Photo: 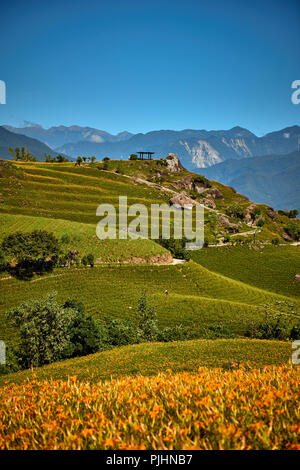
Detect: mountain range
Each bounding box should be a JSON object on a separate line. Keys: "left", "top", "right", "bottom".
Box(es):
{"left": 4, "top": 124, "right": 300, "bottom": 171}
{"left": 201, "top": 150, "right": 300, "bottom": 213}
{"left": 0, "top": 126, "right": 65, "bottom": 160}
{"left": 4, "top": 125, "right": 134, "bottom": 150}
{"left": 1, "top": 123, "right": 299, "bottom": 212}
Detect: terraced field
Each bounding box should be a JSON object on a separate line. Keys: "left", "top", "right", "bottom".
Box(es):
{"left": 0, "top": 213, "right": 168, "bottom": 263}
{"left": 0, "top": 162, "right": 169, "bottom": 225}
{"left": 1, "top": 260, "right": 299, "bottom": 347}
{"left": 0, "top": 159, "right": 299, "bottom": 379}
{"left": 0, "top": 338, "right": 291, "bottom": 386}
{"left": 191, "top": 245, "right": 300, "bottom": 298}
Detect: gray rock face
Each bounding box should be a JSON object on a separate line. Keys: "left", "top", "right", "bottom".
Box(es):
{"left": 208, "top": 188, "right": 223, "bottom": 199}
{"left": 169, "top": 191, "right": 196, "bottom": 209}
{"left": 218, "top": 214, "right": 238, "bottom": 229}
{"left": 166, "top": 154, "right": 185, "bottom": 172}
{"left": 202, "top": 194, "right": 216, "bottom": 209}
{"left": 245, "top": 204, "right": 257, "bottom": 224}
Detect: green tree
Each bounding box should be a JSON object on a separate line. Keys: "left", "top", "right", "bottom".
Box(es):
{"left": 226, "top": 204, "right": 245, "bottom": 220}
{"left": 129, "top": 154, "right": 138, "bottom": 160}
{"left": 76, "top": 156, "right": 83, "bottom": 166}
{"left": 285, "top": 222, "right": 300, "bottom": 240}
{"left": 289, "top": 209, "right": 299, "bottom": 219}
{"left": 6, "top": 293, "right": 75, "bottom": 367}
{"left": 81, "top": 255, "right": 88, "bottom": 266}
{"left": 137, "top": 291, "right": 158, "bottom": 341}
{"left": 86, "top": 253, "right": 94, "bottom": 267}
{"left": 56, "top": 154, "right": 68, "bottom": 163}
{"left": 1, "top": 230, "right": 60, "bottom": 265}
{"left": 61, "top": 299, "right": 101, "bottom": 358}
{"left": 8, "top": 147, "right": 21, "bottom": 161}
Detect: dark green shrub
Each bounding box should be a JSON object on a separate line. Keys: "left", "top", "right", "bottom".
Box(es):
{"left": 62, "top": 299, "right": 101, "bottom": 358}
{"left": 87, "top": 253, "right": 95, "bottom": 267}
{"left": 271, "top": 238, "right": 280, "bottom": 246}
{"left": 226, "top": 204, "right": 245, "bottom": 220}
{"left": 155, "top": 238, "right": 191, "bottom": 260}
{"left": 285, "top": 222, "right": 300, "bottom": 240}
{"left": 290, "top": 320, "right": 300, "bottom": 340}
{"left": 256, "top": 218, "right": 264, "bottom": 227}
{"left": 157, "top": 325, "right": 194, "bottom": 342}
{"left": 81, "top": 255, "right": 88, "bottom": 266}
{"left": 2, "top": 230, "right": 60, "bottom": 265}
{"left": 6, "top": 293, "right": 75, "bottom": 368}
{"left": 245, "top": 302, "right": 299, "bottom": 341}
{"left": 137, "top": 291, "right": 158, "bottom": 341}
{"left": 129, "top": 154, "right": 138, "bottom": 160}
{"left": 193, "top": 175, "right": 211, "bottom": 188}
{"left": 0, "top": 345, "right": 21, "bottom": 376}
{"left": 98, "top": 317, "right": 139, "bottom": 348}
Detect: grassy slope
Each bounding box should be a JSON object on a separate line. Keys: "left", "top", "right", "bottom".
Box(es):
{"left": 1, "top": 260, "right": 299, "bottom": 346}
{"left": 0, "top": 162, "right": 169, "bottom": 225}
{"left": 0, "top": 338, "right": 291, "bottom": 386}
{"left": 0, "top": 213, "right": 168, "bottom": 263}
{"left": 191, "top": 245, "right": 300, "bottom": 298}
{"left": 0, "top": 159, "right": 299, "bottom": 377}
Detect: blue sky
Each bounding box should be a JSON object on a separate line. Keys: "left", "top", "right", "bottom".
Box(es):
{"left": 0, "top": 0, "right": 299, "bottom": 135}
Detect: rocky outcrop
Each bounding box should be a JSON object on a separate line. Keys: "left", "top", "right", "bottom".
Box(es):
{"left": 166, "top": 154, "right": 185, "bottom": 172}
{"left": 169, "top": 191, "right": 196, "bottom": 209}
{"left": 294, "top": 274, "right": 300, "bottom": 281}
{"left": 171, "top": 175, "right": 193, "bottom": 191}
{"left": 171, "top": 174, "right": 211, "bottom": 194}
{"left": 282, "top": 232, "right": 293, "bottom": 241}
{"left": 202, "top": 194, "right": 216, "bottom": 209}
{"left": 208, "top": 188, "right": 223, "bottom": 199}
{"left": 267, "top": 207, "right": 276, "bottom": 219}
{"left": 245, "top": 204, "right": 257, "bottom": 224}
{"left": 218, "top": 214, "right": 239, "bottom": 230}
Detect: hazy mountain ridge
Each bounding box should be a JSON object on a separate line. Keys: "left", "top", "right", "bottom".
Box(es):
{"left": 200, "top": 150, "right": 300, "bottom": 212}
{"left": 4, "top": 125, "right": 134, "bottom": 150}
{"left": 3, "top": 124, "right": 300, "bottom": 170}
{"left": 51, "top": 125, "right": 300, "bottom": 169}
{"left": 0, "top": 126, "right": 68, "bottom": 161}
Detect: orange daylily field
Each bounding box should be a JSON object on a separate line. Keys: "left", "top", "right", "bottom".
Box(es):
{"left": 0, "top": 365, "right": 299, "bottom": 450}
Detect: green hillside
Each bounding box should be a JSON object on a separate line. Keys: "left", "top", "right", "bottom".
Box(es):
{"left": 191, "top": 245, "right": 300, "bottom": 298}
{"left": 0, "top": 158, "right": 299, "bottom": 380}
{"left": 0, "top": 213, "right": 168, "bottom": 263}
{"left": 1, "top": 260, "right": 299, "bottom": 347}
{"left": 0, "top": 338, "right": 291, "bottom": 386}
{"left": 0, "top": 126, "right": 66, "bottom": 161}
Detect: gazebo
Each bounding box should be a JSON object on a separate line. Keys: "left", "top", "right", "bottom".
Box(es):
{"left": 137, "top": 151, "right": 155, "bottom": 160}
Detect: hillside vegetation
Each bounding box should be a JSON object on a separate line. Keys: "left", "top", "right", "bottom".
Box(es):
{"left": 191, "top": 245, "right": 300, "bottom": 298}
{"left": 0, "top": 338, "right": 291, "bottom": 386}
{"left": 1, "top": 158, "right": 299, "bottom": 352}
{"left": 1, "top": 260, "right": 299, "bottom": 347}
{"left": 1, "top": 159, "right": 299, "bottom": 246}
